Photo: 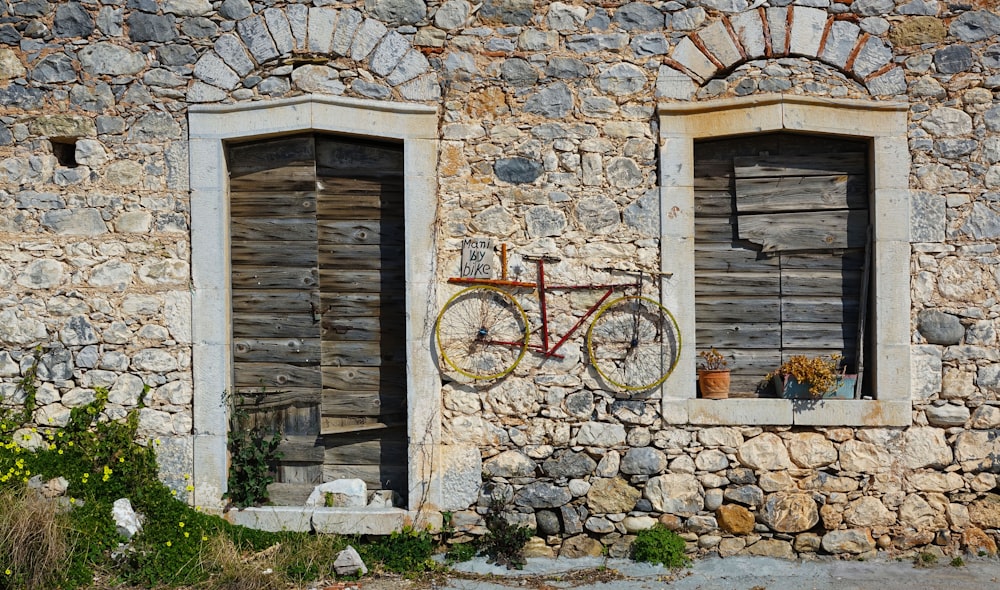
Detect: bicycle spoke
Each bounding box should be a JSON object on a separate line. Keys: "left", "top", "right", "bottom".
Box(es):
{"left": 436, "top": 287, "right": 529, "bottom": 380}
{"left": 587, "top": 296, "right": 680, "bottom": 391}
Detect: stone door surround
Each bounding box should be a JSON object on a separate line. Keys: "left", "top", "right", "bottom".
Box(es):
{"left": 188, "top": 94, "right": 441, "bottom": 532}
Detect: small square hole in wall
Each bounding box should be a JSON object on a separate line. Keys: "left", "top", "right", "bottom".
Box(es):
{"left": 51, "top": 138, "right": 77, "bottom": 167}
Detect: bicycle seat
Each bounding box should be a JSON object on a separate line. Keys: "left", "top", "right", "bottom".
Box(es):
{"left": 522, "top": 254, "right": 562, "bottom": 263}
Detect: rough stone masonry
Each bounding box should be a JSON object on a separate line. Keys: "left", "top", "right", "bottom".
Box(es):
{"left": 3, "top": 0, "right": 1000, "bottom": 562}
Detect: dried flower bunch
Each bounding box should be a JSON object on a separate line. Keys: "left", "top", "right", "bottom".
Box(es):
{"left": 698, "top": 348, "right": 730, "bottom": 371}
{"left": 768, "top": 354, "right": 844, "bottom": 397}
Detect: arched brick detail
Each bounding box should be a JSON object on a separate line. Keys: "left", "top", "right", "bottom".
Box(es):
{"left": 662, "top": 6, "right": 904, "bottom": 98}
{"left": 189, "top": 6, "right": 440, "bottom": 102}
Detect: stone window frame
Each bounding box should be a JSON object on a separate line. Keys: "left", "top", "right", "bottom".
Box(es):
{"left": 658, "top": 94, "right": 911, "bottom": 427}
{"left": 188, "top": 95, "right": 442, "bottom": 531}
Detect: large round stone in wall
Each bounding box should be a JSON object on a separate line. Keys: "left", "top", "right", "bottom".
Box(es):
{"left": 758, "top": 493, "right": 819, "bottom": 533}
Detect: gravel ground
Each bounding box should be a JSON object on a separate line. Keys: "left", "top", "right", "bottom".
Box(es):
{"left": 417, "top": 554, "right": 1000, "bottom": 590}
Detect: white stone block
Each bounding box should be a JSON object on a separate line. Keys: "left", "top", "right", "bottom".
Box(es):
{"left": 671, "top": 37, "right": 717, "bottom": 83}
{"left": 731, "top": 9, "right": 766, "bottom": 59}
{"left": 227, "top": 506, "right": 313, "bottom": 532}
{"left": 789, "top": 6, "right": 827, "bottom": 57}
{"left": 688, "top": 399, "right": 793, "bottom": 425}
{"left": 306, "top": 479, "right": 368, "bottom": 508}
{"left": 698, "top": 20, "right": 741, "bottom": 69}
{"left": 766, "top": 7, "right": 788, "bottom": 54}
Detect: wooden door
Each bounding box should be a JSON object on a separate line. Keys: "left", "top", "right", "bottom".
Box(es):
{"left": 693, "top": 133, "right": 869, "bottom": 396}
{"left": 226, "top": 133, "right": 407, "bottom": 504}
{"left": 315, "top": 136, "right": 407, "bottom": 495}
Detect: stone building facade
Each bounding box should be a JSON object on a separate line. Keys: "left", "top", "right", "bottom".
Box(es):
{"left": 2, "top": 0, "right": 1000, "bottom": 559}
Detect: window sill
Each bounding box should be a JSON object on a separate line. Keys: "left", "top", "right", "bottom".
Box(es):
{"left": 663, "top": 399, "right": 910, "bottom": 427}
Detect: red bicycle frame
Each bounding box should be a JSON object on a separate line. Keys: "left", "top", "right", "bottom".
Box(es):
{"left": 447, "top": 245, "right": 644, "bottom": 359}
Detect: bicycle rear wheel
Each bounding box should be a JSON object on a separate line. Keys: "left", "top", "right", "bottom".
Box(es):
{"left": 587, "top": 295, "right": 681, "bottom": 391}
{"left": 436, "top": 286, "right": 530, "bottom": 380}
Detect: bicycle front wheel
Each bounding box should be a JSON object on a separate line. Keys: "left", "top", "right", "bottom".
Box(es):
{"left": 587, "top": 296, "right": 681, "bottom": 391}
{"left": 436, "top": 286, "right": 530, "bottom": 380}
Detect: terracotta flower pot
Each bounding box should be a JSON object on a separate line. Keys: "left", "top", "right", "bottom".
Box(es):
{"left": 699, "top": 369, "right": 731, "bottom": 399}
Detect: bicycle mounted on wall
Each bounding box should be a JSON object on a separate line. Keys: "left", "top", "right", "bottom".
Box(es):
{"left": 435, "top": 242, "right": 682, "bottom": 391}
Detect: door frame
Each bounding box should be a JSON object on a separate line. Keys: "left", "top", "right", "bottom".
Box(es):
{"left": 189, "top": 95, "right": 440, "bottom": 527}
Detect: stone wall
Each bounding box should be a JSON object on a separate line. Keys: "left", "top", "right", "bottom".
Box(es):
{"left": 2, "top": 0, "right": 1000, "bottom": 560}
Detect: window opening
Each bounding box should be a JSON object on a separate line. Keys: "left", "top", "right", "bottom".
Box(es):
{"left": 693, "top": 132, "right": 871, "bottom": 398}
{"left": 52, "top": 139, "right": 78, "bottom": 167}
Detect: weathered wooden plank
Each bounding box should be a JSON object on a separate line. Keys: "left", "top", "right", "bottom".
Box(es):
{"left": 277, "top": 464, "right": 323, "bottom": 485}
{"left": 322, "top": 316, "right": 382, "bottom": 341}
{"left": 233, "top": 313, "right": 317, "bottom": 339}
{"left": 320, "top": 293, "right": 382, "bottom": 317}
{"left": 734, "top": 153, "right": 867, "bottom": 178}
{"left": 227, "top": 134, "right": 314, "bottom": 176}
{"left": 318, "top": 220, "right": 404, "bottom": 246}
{"left": 232, "top": 266, "right": 318, "bottom": 289}
{"left": 781, "top": 269, "right": 862, "bottom": 296}
{"left": 320, "top": 415, "right": 405, "bottom": 435}
{"left": 316, "top": 201, "right": 403, "bottom": 221}
{"left": 323, "top": 435, "right": 408, "bottom": 465}
{"left": 281, "top": 403, "right": 320, "bottom": 436}
{"left": 782, "top": 297, "right": 859, "bottom": 324}
{"left": 696, "top": 271, "right": 780, "bottom": 292}
{"left": 234, "top": 338, "right": 322, "bottom": 364}
{"left": 694, "top": 175, "right": 732, "bottom": 190}
{"left": 318, "top": 269, "right": 406, "bottom": 293}
{"left": 230, "top": 192, "right": 317, "bottom": 217}
{"left": 322, "top": 390, "right": 406, "bottom": 417}
{"left": 233, "top": 363, "right": 323, "bottom": 389}
{"left": 231, "top": 217, "right": 317, "bottom": 241}
{"left": 726, "top": 374, "right": 771, "bottom": 396}
{"left": 696, "top": 297, "right": 781, "bottom": 323}
{"left": 277, "top": 435, "right": 325, "bottom": 463}
{"left": 736, "top": 210, "right": 868, "bottom": 252}
{"left": 735, "top": 174, "right": 867, "bottom": 212}
{"left": 230, "top": 170, "right": 316, "bottom": 193}
{"left": 321, "top": 341, "right": 396, "bottom": 367}
{"left": 232, "top": 240, "right": 318, "bottom": 267}
{"left": 695, "top": 217, "right": 738, "bottom": 243}
{"left": 696, "top": 347, "right": 780, "bottom": 375}
{"left": 693, "top": 158, "right": 733, "bottom": 180}
{"left": 316, "top": 136, "right": 404, "bottom": 178}
{"left": 695, "top": 323, "right": 780, "bottom": 348}
{"left": 321, "top": 463, "right": 407, "bottom": 491}
{"left": 231, "top": 386, "right": 320, "bottom": 406}
{"left": 321, "top": 366, "right": 405, "bottom": 391}
{"left": 318, "top": 245, "right": 386, "bottom": 270}
{"left": 232, "top": 290, "right": 319, "bottom": 315}
{"left": 694, "top": 244, "right": 778, "bottom": 272}
{"left": 695, "top": 190, "right": 734, "bottom": 217}
{"left": 267, "top": 482, "right": 316, "bottom": 505}
{"left": 780, "top": 250, "right": 865, "bottom": 271}
{"left": 782, "top": 322, "right": 852, "bottom": 349}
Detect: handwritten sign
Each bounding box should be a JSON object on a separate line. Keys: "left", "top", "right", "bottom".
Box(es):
{"left": 460, "top": 238, "right": 495, "bottom": 278}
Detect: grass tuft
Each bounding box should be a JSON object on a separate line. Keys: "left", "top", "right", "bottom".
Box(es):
{"left": 0, "top": 485, "right": 72, "bottom": 590}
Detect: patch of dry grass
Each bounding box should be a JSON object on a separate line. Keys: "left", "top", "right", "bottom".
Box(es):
{"left": 0, "top": 485, "right": 73, "bottom": 590}
{"left": 196, "top": 534, "right": 285, "bottom": 590}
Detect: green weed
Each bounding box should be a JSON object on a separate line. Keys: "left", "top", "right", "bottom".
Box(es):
{"left": 631, "top": 524, "right": 690, "bottom": 568}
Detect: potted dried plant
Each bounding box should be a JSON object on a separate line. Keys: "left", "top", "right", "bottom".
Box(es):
{"left": 768, "top": 354, "right": 856, "bottom": 399}
{"left": 698, "top": 348, "right": 731, "bottom": 399}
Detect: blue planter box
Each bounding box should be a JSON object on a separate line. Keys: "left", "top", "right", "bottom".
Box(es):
{"left": 775, "top": 375, "right": 857, "bottom": 400}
